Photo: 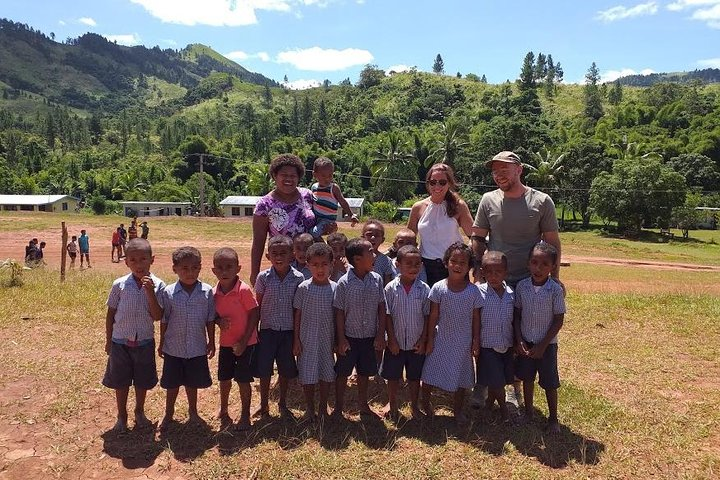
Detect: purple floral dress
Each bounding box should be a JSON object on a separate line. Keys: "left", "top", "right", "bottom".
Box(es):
{"left": 254, "top": 188, "right": 316, "bottom": 238}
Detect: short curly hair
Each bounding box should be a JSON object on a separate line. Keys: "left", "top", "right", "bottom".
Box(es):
{"left": 270, "top": 153, "right": 305, "bottom": 178}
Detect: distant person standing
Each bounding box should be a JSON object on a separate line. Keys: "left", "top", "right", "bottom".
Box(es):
{"left": 67, "top": 235, "right": 78, "bottom": 268}
{"left": 128, "top": 220, "right": 138, "bottom": 241}
{"left": 111, "top": 227, "right": 122, "bottom": 263}
{"left": 79, "top": 229, "right": 91, "bottom": 268}
{"left": 140, "top": 221, "right": 149, "bottom": 239}
{"left": 118, "top": 224, "right": 127, "bottom": 259}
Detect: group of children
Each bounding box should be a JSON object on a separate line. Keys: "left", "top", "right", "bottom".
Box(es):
{"left": 103, "top": 217, "right": 566, "bottom": 434}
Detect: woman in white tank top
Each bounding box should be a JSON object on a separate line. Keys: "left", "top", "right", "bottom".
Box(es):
{"left": 407, "top": 164, "right": 474, "bottom": 286}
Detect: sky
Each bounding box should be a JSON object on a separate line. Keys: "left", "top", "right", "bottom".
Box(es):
{"left": 3, "top": 0, "right": 720, "bottom": 89}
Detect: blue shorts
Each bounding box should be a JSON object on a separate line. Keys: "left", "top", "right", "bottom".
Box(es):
{"left": 311, "top": 217, "right": 335, "bottom": 239}
{"left": 218, "top": 345, "right": 256, "bottom": 383}
{"left": 478, "top": 348, "right": 514, "bottom": 389}
{"left": 160, "top": 354, "right": 212, "bottom": 389}
{"left": 515, "top": 342, "right": 560, "bottom": 390}
{"left": 102, "top": 341, "right": 157, "bottom": 390}
{"left": 380, "top": 348, "right": 425, "bottom": 381}
{"left": 335, "top": 337, "right": 377, "bottom": 377}
{"left": 252, "top": 329, "right": 298, "bottom": 379}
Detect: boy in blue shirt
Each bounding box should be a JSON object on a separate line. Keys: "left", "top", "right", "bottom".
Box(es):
{"left": 78, "top": 229, "right": 91, "bottom": 268}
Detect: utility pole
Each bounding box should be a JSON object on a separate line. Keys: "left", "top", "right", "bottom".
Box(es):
{"left": 199, "top": 153, "right": 205, "bottom": 217}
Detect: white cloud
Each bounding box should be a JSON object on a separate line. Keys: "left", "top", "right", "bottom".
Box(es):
{"left": 596, "top": 2, "right": 658, "bottom": 22}
{"left": 285, "top": 79, "right": 322, "bottom": 90}
{"left": 78, "top": 17, "right": 97, "bottom": 27}
{"left": 691, "top": 3, "right": 720, "bottom": 27}
{"left": 698, "top": 57, "right": 720, "bottom": 68}
{"left": 104, "top": 33, "right": 142, "bottom": 46}
{"left": 276, "top": 47, "right": 373, "bottom": 71}
{"left": 386, "top": 64, "right": 415, "bottom": 74}
{"left": 129, "top": 0, "right": 291, "bottom": 26}
{"left": 257, "top": 52, "right": 270, "bottom": 62}
{"left": 667, "top": 0, "right": 720, "bottom": 11}
{"left": 161, "top": 39, "right": 177, "bottom": 46}
{"left": 223, "top": 51, "right": 271, "bottom": 62}
{"left": 58, "top": 20, "right": 66, "bottom": 26}
{"left": 600, "top": 67, "right": 655, "bottom": 83}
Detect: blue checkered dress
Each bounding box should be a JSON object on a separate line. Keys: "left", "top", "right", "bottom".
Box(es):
{"left": 293, "top": 279, "right": 337, "bottom": 384}
{"left": 514, "top": 277, "right": 566, "bottom": 344}
{"left": 255, "top": 267, "right": 306, "bottom": 331}
{"left": 421, "top": 280, "right": 482, "bottom": 392}
{"left": 478, "top": 282, "right": 515, "bottom": 350}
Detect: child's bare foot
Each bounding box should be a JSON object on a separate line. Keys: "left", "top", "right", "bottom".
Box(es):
{"left": 158, "top": 416, "right": 173, "bottom": 432}
{"left": 252, "top": 407, "right": 270, "bottom": 419}
{"left": 235, "top": 416, "right": 251, "bottom": 431}
{"left": 112, "top": 418, "right": 128, "bottom": 433}
{"left": 545, "top": 420, "right": 561, "bottom": 434}
{"left": 410, "top": 405, "right": 425, "bottom": 419}
{"left": 381, "top": 403, "right": 399, "bottom": 421}
{"left": 187, "top": 412, "right": 203, "bottom": 424}
{"left": 359, "top": 404, "right": 378, "bottom": 418}
{"left": 330, "top": 408, "right": 345, "bottom": 419}
{"left": 134, "top": 412, "right": 152, "bottom": 428}
{"left": 420, "top": 399, "right": 434, "bottom": 418}
{"left": 278, "top": 404, "right": 294, "bottom": 420}
{"left": 217, "top": 412, "right": 232, "bottom": 429}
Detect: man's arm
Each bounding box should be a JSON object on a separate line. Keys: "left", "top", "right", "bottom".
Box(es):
{"left": 542, "top": 230, "right": 562, "bottom": 280}
{"left": 470, "top": 227, "right": 489, "bottom": 281}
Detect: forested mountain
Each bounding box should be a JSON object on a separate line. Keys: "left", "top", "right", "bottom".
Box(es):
{"left": 1, "top": 20, "right": 719, "bottom": 234}
{"left": 617, "top": 69, "right": 720, "bottom": 87}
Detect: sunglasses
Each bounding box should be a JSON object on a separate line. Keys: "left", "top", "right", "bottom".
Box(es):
{"left": 427, "top": 179, "right": 448, "bottom": 187}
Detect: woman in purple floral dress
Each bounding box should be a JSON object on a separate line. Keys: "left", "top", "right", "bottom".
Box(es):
{"left": 250, "top": 154, "right": 336, "bottom": 285}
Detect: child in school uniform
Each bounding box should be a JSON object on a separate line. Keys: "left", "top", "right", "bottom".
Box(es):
{"left": 333, "top": 237, "right": 387, "bottom": 417}
{"left": 327, "top": 232, "right": 349, "bottom": 282}
{"left": 212, "top": 247, "right": 259, "bottom": 430}
{"left": 477, "top": 251, "right": 515, "bottom": 423}
{"left": 67, "top": 235, "right": 78, "bottom": 268}
{"left": 102, "top": 238, "right": 164, "bottom": 433}
{"left": 514, "top": 242, "right": 566, "bottom": 433}
{"left": 291, "top": 233, "right": 314, "bottom": 280}
{"left": 293, "top": 243, "right": 337, "bottom": 422}
{"left": 158, "top": 246, "right": 216, "bottom": 431}
{"left": 421, "top": 242, "right": 481, "bottom": 423}
{"left": 389, "top": 228, "right": 428, "bottom": 285}
{"left": 381, "top": 245, "right": 430, "bottom": 419}
{"left": 253, "top": 235, "right": 305, "bottom": 418}
{"left": 362, "top": 219, "right": 396, "bottom": 285}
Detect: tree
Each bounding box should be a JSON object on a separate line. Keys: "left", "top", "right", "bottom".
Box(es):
{"left": 667, "top": 153, "right": 720, "bottom": 191}
{"left": 563, "top": 140, "right": 612, "bottom": 228}
{"left": 534, "top": 53, "right": 547, "bottom": 82}
{"left": 672, "top": 193, "right": 703, "bottom": 239}
{"left": 590, "top": 156, "right": 687, "bottom": 235}
{"left": 433, "top": 54, "right": 445, "bottom": 75}
{"left": 427, "top": 118, "right": 469, "bottom": 168}
{"left": 544, "top": 54, "right": 556, "bottom": 97}
{"left": 369, "top": 131, "right": 418, "bottom": 202}
{"left": 357, "top": 64, "right": 385, "bottom": 89}
{"left": 584, "top": 62, "right": 604, "bottom": 122}
{"left": 480, "top": 74, "right": 487, "bottom": 83}
{"left": 262, "top": 84, "right": 273, "bottom": 109}
{"left": 523, "top": 150, "right": 564, "bottom": 191}
{"left": 608, "top": 81, "right": 623, "bottom": 105}
{"left": 518, "top": 51, "right": 536, "bottom": 91}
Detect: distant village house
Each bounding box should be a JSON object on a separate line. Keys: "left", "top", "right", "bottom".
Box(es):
{"left": 220, "top": 196, "right": 365, "bottom": 220}
{"left": 0, "top": 195, "right": 79, "bottom": 212}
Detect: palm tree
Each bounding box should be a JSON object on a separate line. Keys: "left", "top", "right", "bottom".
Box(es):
{"left": 426, "top": 118, "right": 469, "bottom": 168}
{"left": 246, "top": 163, "right": 271, "bottom": 196}
{"left": 111, "top": 171, "right": 147, "bottom": 199}
{"left": 369, "top": 131, "right": 418, "bottom": 202}
{"left": 524, "top": 150, "right": 566, "bottom": 226}
{"left": 611, "top": 135, "right": 662, "bottom": 161}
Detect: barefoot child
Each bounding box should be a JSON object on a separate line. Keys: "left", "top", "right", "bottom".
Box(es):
{"left": 381, "top": 245, "right": 430, "bottom": 419}
{"left": 477, "top": 251, "right": 515, "bottom": 423}
{"left": 421, "top": 242, "right": 481, "bottom": 423}
{"left": 334, "top": 238, "right": 387, "bottom": 417}
{"left": 158, "top": 246, "right": 216, "bottom": 430}
{"left": 67, "top": 235, "right": 78, "bottom": 268}
{"left": 253, "top": 235, "right": 305, "bottom": 419}
{"left": 293, "top": 243, "right": 337, "bottom": 421}
{"left": 291, "top": 233, "right": 314, "bottom": 280}
{"left": 102, "top": 238, "right": 165, "bottom": 432}
{"left": 327, "top": 232, "right": 349, "bottom": 282}
{"left": 310, "top": 156, "right": 358, "bottom": 240}
{"left": 212, "top": 247, "right": 259, "bottom": 430}
{"left": 514, "top": 242, "right": 566, "bottom": 433}
{"left": 78, "top": 229, "right": 91, "bottom": 268}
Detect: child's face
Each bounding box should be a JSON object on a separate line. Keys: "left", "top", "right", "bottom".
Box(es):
{"left": 125, "top": 248, "right": 155, "bottom": 278}
{"left": 173, "top": 258, "right": 201, "bottom": 285}
{"left": 307, "top": 254, "right": 332, "bottom": 283}
{"left": 266, "top": 244, "right": 293, "bottom": 272}
{"left": 446, "top": 250, "right": 471, "bottom": 279}
{"left": 529, "top": 250, "right": 554, "bottom": 284}
{"left": 293, "top": 240, "right": 313, "bottom": 265}
{"left": 212, "top": 257, "right": 240, "bottom": 285}
{"left": 313, "top": 166, "right": 334, "bottom": 186}
{"left": 328, "top": 239, "right": 346, "bottom": 259}
{"left": 362, "top": 224, "right": 385, "bottom": 251}
{"left": 398, "top": 253, "right": 422, "bottom": 282}
{"left": 352, "top": 241, "right": 376, "bottom": 273}
{"left": 393, "top": 232, "right": 417, "bottom": 250}
{"left": 482, "top": 260, "right": 507, "bottom": 290}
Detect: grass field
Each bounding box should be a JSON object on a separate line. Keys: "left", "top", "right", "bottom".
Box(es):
{"left": 0, "top": 212, "right": 718, "bottom": 479}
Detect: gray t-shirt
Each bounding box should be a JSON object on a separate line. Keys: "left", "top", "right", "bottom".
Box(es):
{"left": 473, "top": 188, "right": 558, "bottom": 286}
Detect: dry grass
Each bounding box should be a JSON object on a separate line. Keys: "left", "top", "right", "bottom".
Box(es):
{"left": 0, "top": 213, "right": 719, "bottom": 479}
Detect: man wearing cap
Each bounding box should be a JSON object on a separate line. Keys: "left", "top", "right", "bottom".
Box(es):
{"left": 470, "top": 150, "right": 562, "bottom": 408}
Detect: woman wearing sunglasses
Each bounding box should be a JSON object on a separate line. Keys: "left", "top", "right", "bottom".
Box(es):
{"left": 407, "top": 163, "right": 474, "bottom": 286}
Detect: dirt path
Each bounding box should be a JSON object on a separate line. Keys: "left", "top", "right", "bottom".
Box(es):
{"left": 563, "top": 255, "right": 720, "bottom": 272}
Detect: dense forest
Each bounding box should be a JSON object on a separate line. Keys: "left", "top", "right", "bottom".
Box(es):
{"left": 1, "top": 19, "right": 719, "bottom": 234}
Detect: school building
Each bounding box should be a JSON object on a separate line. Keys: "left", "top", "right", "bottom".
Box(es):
{"left": 119, "top": 201, "right": 193, "bottom": 217}
{"left": 0, "top": 194, "right": 79, "bottom": 212}
{"left": 219, "top": 196, "right": 365, "bottom": 220}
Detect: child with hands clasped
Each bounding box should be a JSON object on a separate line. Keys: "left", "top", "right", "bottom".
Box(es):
{"left": 514, "top": 242, "right": 566, "bottom": 433}
{"left": 212, "top": 248, "right": 259, "bottom": 431}
{"left": 333, "top": 238, "right": 387, "bottom": 417}
{"left": 477, "top": 251, "right": 516, "bottom": 423}
{"left": 253, "top": 235, "right": 305, "bottom": 419}
{"left": 102, "top": 238, "right": 165, "bottom": 433}
{"left": 158, "top": 247, "right": 216, "bottom": 431}
{"left": 381, "top": 245, "right": 430, "bottom": 419}
{"left": 310, "top": 157, "right": 358, "bottom": 240}
{"left": 293, "top": 243, "right": 337, "bottom": 422}
{"left": 420, "top": 242, "right": 481, "bottom": 423}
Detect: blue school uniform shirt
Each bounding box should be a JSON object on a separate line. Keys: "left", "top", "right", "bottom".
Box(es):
{"left": 514, "top": 277, "right": 566, "bottom": 344}
{"left": 107, "top": 273, "right": 165, "bottom": 344}
{"left": 159, "top": 281, "right": 215, "bottom": 358}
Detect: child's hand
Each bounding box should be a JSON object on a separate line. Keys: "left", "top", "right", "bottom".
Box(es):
{"left": 216, "top": 316, "right": 230, "bottom": 330}
{"left": 388, "top": 338, "right": 400, "bottom": 356}
{"left": 374, "top": 334, "right": 386, "bottom": 352}
{"left": 471, "top": 340, "right": 480, "bottom": 357}
{"left": 293, "top": 339, "right": 302, "bottom": 357}
{"left": 157, "top": 343, "right": 164, "bottom": 358}
{"left": 207, "top": 342, "right": 216, "bottom": 359}
{"left": 140, "top": 275, "right": 155, "bottom": 291}
{"left": 424, "top": 339, "right": 434, "bottom": 356}
{"left": 528, "top": 343, "right": 546, "bottom": 359}
{"left": 337, "top": 338, "right": 350, "bottom": 356}
{"left": 104, "top": 340, "right": 111, "bottom": 355}
{"left": 350, "top": 214, "right": 359, "bottom": 227}
{"left": 413, "top": 339, "right": 425, "bottom": 355}
{"left": 232, "top": 339, "right": 247, "bottom": 356}
{"left": 515, "top": 341, "right": 529, "bottom": 357}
